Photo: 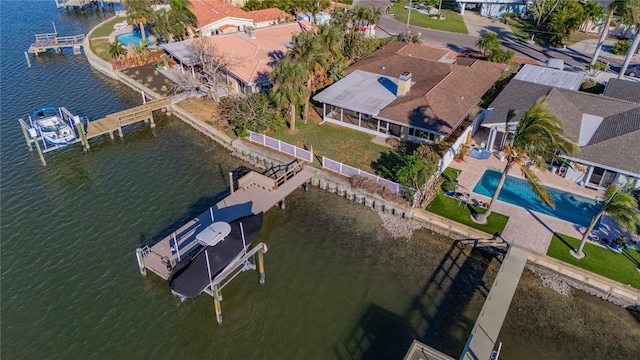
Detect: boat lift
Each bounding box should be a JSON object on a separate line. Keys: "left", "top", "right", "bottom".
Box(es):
{"left": 18, "top": 107, "right": 87, "bottom": 166}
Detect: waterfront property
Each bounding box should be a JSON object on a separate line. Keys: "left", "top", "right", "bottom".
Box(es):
{"left": 161, "top": 21, "right": 313, "bottom": 95}
{"left": 481, "top": 79, "right": 640, "bottom": 191}
{"left": 312, "top": 42, "right": 508, "bottom": 144}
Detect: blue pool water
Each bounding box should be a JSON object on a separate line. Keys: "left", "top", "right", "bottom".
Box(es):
{"left": 473, "top": 170, "right": 599, "bottom": 227}
{"left": 117, "top": 31, "right": 147, "bottom": 47}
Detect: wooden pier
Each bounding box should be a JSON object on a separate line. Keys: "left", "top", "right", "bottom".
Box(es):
{"left": 55, "top": 0, "right": 122, "bottom": 10}
{"left": 19, "top": 98, "right": 172, "bottom": 166}
{"left": 28, "top": 33, "right": 85, "bottom": 55}
{"left": 136, "top": 160, "right": 313, "bottom": 322}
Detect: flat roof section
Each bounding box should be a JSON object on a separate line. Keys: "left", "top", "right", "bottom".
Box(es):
{"left": 514, "top": 64, "right": 584, "bottom": 90}
{"left": 313, "top": 70, "right": 408, "bottom": 116}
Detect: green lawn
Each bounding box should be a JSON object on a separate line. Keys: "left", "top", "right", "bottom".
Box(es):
{"left": 91, "top": 17, "right": 123, "bottom": 38}
{"left": 268, "top": 120, "right": 389, "bottom": 173}
{"left": 508, "top": 18, "right": 601, "bottom": 47}
{"left": 90, "top": 38, "right": 112, "bottom": 62}
{"left": 426, "top": 167, "right": 509, "bottom": 235}
{"left": 388, "top": 0, "right": 468, "bottom": 34}
{"left": 547, "top": 233, "right": 640, "bottom": 289}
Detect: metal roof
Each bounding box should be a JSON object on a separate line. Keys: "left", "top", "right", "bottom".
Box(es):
{"left": 161, "top": 41, "right": 199, "bottom": 67}
{"left": 312, "top": 70, "right": 405, "bottom": 116}
{"left": 513, "top": 64, "right": 584, "bottom": 90}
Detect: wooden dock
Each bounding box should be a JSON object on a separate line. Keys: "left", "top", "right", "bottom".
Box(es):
{"left": 82, "top": 98, "right": 172, "bottom": 148}
{"left": 136, "top": 160, "right": 313, "bottom": 322}
{"left": 28, "top": 33, "right": 85, "bottom": 55}
{"left": 55, "top": 0, "right": 122, "bottom": 10}
{"left": 138, "top": 160, "right": 313, "bottom": 281}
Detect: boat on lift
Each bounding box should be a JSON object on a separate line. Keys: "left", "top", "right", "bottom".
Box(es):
{"left": 30, "top": 107, "right": 77, "bottom": 146}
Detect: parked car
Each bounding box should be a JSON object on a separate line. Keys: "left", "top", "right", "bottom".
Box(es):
{"left": 625, "top": 64, "right": 640, "bottom": 77}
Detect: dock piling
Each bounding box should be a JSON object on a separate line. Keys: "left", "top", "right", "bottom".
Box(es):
{"left": 258, "top": 250, "right": 265, "bottom": 284}
{"left": 33, "top": 136, "right": 46, "bottom": 166}
{"left": 19, "top": 120, "right": 33, "bottom": 152}
{"left": 24, "top": 52, "right": 31, "bottom": 68}
{"left": 213, "top": 285, "right": 223, "bottom": 324}
{"left": 280, "top": 198, "right": 285, "bottom": 209}
{"left": 229, "top": 172, "right": 234, "bottom": 193}
{"left": 135, "top": 248, "right": 147, "bottom": 276}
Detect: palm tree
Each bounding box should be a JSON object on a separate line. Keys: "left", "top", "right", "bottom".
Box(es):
{"left": 590, "top": 0, "right": 635, "bottom": 65}
{"left": 269, "top": 59, "right": 309, "bottom": 131}
{"left": 476, "top": 32, "right": 500, "bottom": 58}
{"left": 289, "top": 31, "right": 327, "bottom": 123}
{"left": 572, "top": 184, "right": 640, "bottom": 259}
{"left": 580, "top": 1, "right": 605, "bottom": 32}
{"left": 108, "top": 39, "right": 127, "bottom": 59}
{"left": 124, "top": 0, "right": 153, "bottom": 42}
{"left": 617, "top": 0, "right": 640, "bottom": 78}
{"left": 474, "top": 98, "right": 579, "bottom": 223}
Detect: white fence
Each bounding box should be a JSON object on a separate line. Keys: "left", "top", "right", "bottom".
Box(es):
{"left": 322, "top": 156, "right": 406, "bottom": 195}
{"left": 438, "top": 109, "right": 490, "bottom": 174}
{"left": 247, "top": 131, "right": 313, "bottom": 163}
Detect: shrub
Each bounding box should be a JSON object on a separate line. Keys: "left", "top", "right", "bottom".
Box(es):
{"left": 137, "top": 79, "right": 143, "bottom": 83}
{"left": 611, "top": 39, "right": 630, "bottom": 55}
{"left": 161, "top": 85, "right": 168, "bottom": 91}
{"left": 146, "top": 75, "right": 154, "bottom": 83}
{"left": 152, "top": 87, "right": 158, "bottom": 91}
{"left": 441, "top": 178, "right": 456, "bottom": 193}
{"left": 349, "top": 176, "right": 407, "bottom": 204}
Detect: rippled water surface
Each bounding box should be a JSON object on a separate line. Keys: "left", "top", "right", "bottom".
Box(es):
{"left": 1, "top": 2, "right": 639, "bottom": 359}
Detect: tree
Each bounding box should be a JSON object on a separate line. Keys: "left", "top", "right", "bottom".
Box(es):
{"left": 572, "top": 184, "right": 640, "bottom": 259}
{"left": 585, "top": 61, "right": 609, "bottom": 77}
{"left": 547, "top": 0, "right": 585, "bottom": 46}
{"left": 476, "top": 32, "right": 500, "bottom": 58}
{"left": 269, "top": 59, "right": 309, "bottom": 131}
{"left": 108, "top": 39, "right": 127, "bottom": 59}
{"left": 179, "top": 39, "right": 237, "bottom": 102}
{"left": 617, "top": 0, "right": 640, "bottom": 77}
{"left": 219, "top": 93, "right": 285, "bottom": 136}
{"left": 124, "top": 0, "right": 153, "bottom": 42}
{"left": 580, "top": 1, "right": 605, "bottom": 32}
{"left": 289, "top": 30, "right": 327, "bottom": 123}
{"left": 591, "top": 0, "right": 635, "bottom": 65}
{"left": 474, "top": 99, "right": 579, "bottom": 223}
{"left": 530, "top": 0, "right": 563, "bottom": 28}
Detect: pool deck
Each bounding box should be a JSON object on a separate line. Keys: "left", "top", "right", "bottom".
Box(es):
{"left": 449, "top": 132, "right": 604, "bottom": 255}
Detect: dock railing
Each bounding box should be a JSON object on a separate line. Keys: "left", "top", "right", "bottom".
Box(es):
{"left": 321, "top": 156, "right": 407, "bottom": 195}
{"left": 247, "top": 131, "right": 313, "bottom": 163}
{"left": 274, "top": 160, "right": 304, "bottom": 189}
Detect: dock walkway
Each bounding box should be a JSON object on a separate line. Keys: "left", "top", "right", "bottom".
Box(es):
{"left": 460, "top": 246, "right": 528, "bottom": 360}
{"left": 28, "top": 33, "right": 85, "bottom": 55}
{"left": 140, "top": 163, "right": 313, "bottom": 280}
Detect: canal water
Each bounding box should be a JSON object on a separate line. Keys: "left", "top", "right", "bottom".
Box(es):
{"left": 1, "top": 1, "right": 638, "bottom": 359}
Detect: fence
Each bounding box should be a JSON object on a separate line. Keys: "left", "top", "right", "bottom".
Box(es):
{"left": 438, "top": 109, "right": 489, "bottom": 174}
{"left": 247, "top": 131, "right": 313, "bottom": 163}
{"left": 322, "top": 156, "right": 405, "bottom": 195}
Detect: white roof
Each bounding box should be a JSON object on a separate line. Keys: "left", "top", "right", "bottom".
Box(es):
{"left": 312, "top": 70, "right": 402, "bottom": 115}
{"left": 161, "top": 41, "right": 198, "bottom": 67}
{"left": 514, "top": 64, "right": 584, "bottom": 91}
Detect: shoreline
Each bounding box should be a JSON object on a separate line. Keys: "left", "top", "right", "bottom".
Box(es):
{"left": 82, "top": 17, "right": 640, "bottom": 308}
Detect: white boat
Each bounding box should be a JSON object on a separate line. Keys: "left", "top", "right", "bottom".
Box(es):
{"left": 31, "top": 107, "right": 77, "bottom": 146}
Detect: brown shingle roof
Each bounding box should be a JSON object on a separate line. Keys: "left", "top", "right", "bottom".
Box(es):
{"left": 190, "top": 0, "right": 291, "bottom": 29}
{"left": 346, "top": 43, "right": 508, "bottom": 134}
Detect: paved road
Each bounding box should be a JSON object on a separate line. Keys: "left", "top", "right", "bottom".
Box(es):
{"left": 354, "top": 0, "right": 635, "bottom": 71}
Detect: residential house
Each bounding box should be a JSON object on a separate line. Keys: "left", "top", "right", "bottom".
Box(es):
{"left": 162, "top": 21, "right": 313, "bottom": 94}
{"left": 190, "top": 0, "right": 292, "bottom": 36}
{"left": 481, "top": 78, "right": 640, "bottom": 190}
{"left": 312, "top": 42, "right": 508, "bottom": 143}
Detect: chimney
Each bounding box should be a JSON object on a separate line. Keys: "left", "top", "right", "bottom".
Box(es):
{"left": 245, "top": 26, "right": 256, "bottom": 39}
{"left": 397, "top": 71, "right": 412, "bottom": 97}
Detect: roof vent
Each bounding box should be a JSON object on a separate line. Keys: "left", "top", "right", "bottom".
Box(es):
{"left": 245, "top": 26, "right": 256, "bottom": 39}
{"left": 381, "top": 66, "right": 385, "bottom": 70}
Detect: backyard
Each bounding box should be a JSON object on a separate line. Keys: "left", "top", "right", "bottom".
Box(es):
{"left": 121, "top": 64, "right": 176, "bottom": 98}
{"left": 388, "top": 0, "right": 468, "bottom": 34}
{"left": 548, "top": 233, "right": 640, "bottom": 289}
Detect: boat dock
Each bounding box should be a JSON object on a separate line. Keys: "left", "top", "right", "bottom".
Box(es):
{"left": 54, "top": 0, "right": 122, "bottom": 10}
{"left": 28, "top": 33, "right": 85, "bottom": 55}
{"left": 19, "top": 98, "right": 172, "bottom": 166}
{"left": 136, "top": 160, "right": 313, "bottom": 322}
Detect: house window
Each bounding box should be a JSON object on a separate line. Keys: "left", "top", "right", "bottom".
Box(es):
{"left": 361, "top": 117, "right": 377, "bottom": 131}
{"left": 408, "top": 128, "right": 435, "bottom": 141}
{"left": 343, "top": 109, "right": 359, "bottom": 126}
{"left": 389, "top": 123, "right": 402, "bottom": 137}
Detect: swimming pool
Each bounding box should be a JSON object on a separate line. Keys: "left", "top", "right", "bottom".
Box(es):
{"left": 473, "top": 170, "right": 599, "bottom": 227}
{"left": 117, "top": 31, "right": 148, "bottom": 47}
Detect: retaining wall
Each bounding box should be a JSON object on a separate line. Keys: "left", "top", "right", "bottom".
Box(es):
{"left": 171, "top": 106, "right": 234, "bottom": 150}
{"left": 84, "top": 16, "right": 119, "bottom": 79}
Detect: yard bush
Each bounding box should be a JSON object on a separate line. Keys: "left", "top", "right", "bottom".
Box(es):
{"left": 219, "top": 93, "right": 285, "bottom": 136}
{"left": 349, "top": 176, "right": 408, "bottom": 205}
{"left": 611, "top": 39, "right": 631, "bottom": 55}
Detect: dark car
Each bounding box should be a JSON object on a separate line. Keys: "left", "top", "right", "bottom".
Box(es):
{"left": 625, "top": 64, "right": 640, "bottom": 77}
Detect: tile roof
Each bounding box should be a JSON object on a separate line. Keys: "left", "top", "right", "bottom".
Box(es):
{"left": 189, "top": 0, "right": 291, "bottom": 28}
{"left": 483, "top": 79, "right": 640, "bottom": 175}
{"left": 603, "top": 78, "right": 640, "bottom": 103}
{"left": 339, "top": 42, "right": 507, "bottom": 134}
{"left": 195, "top": 21, "right": 312, "bottom": 85}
